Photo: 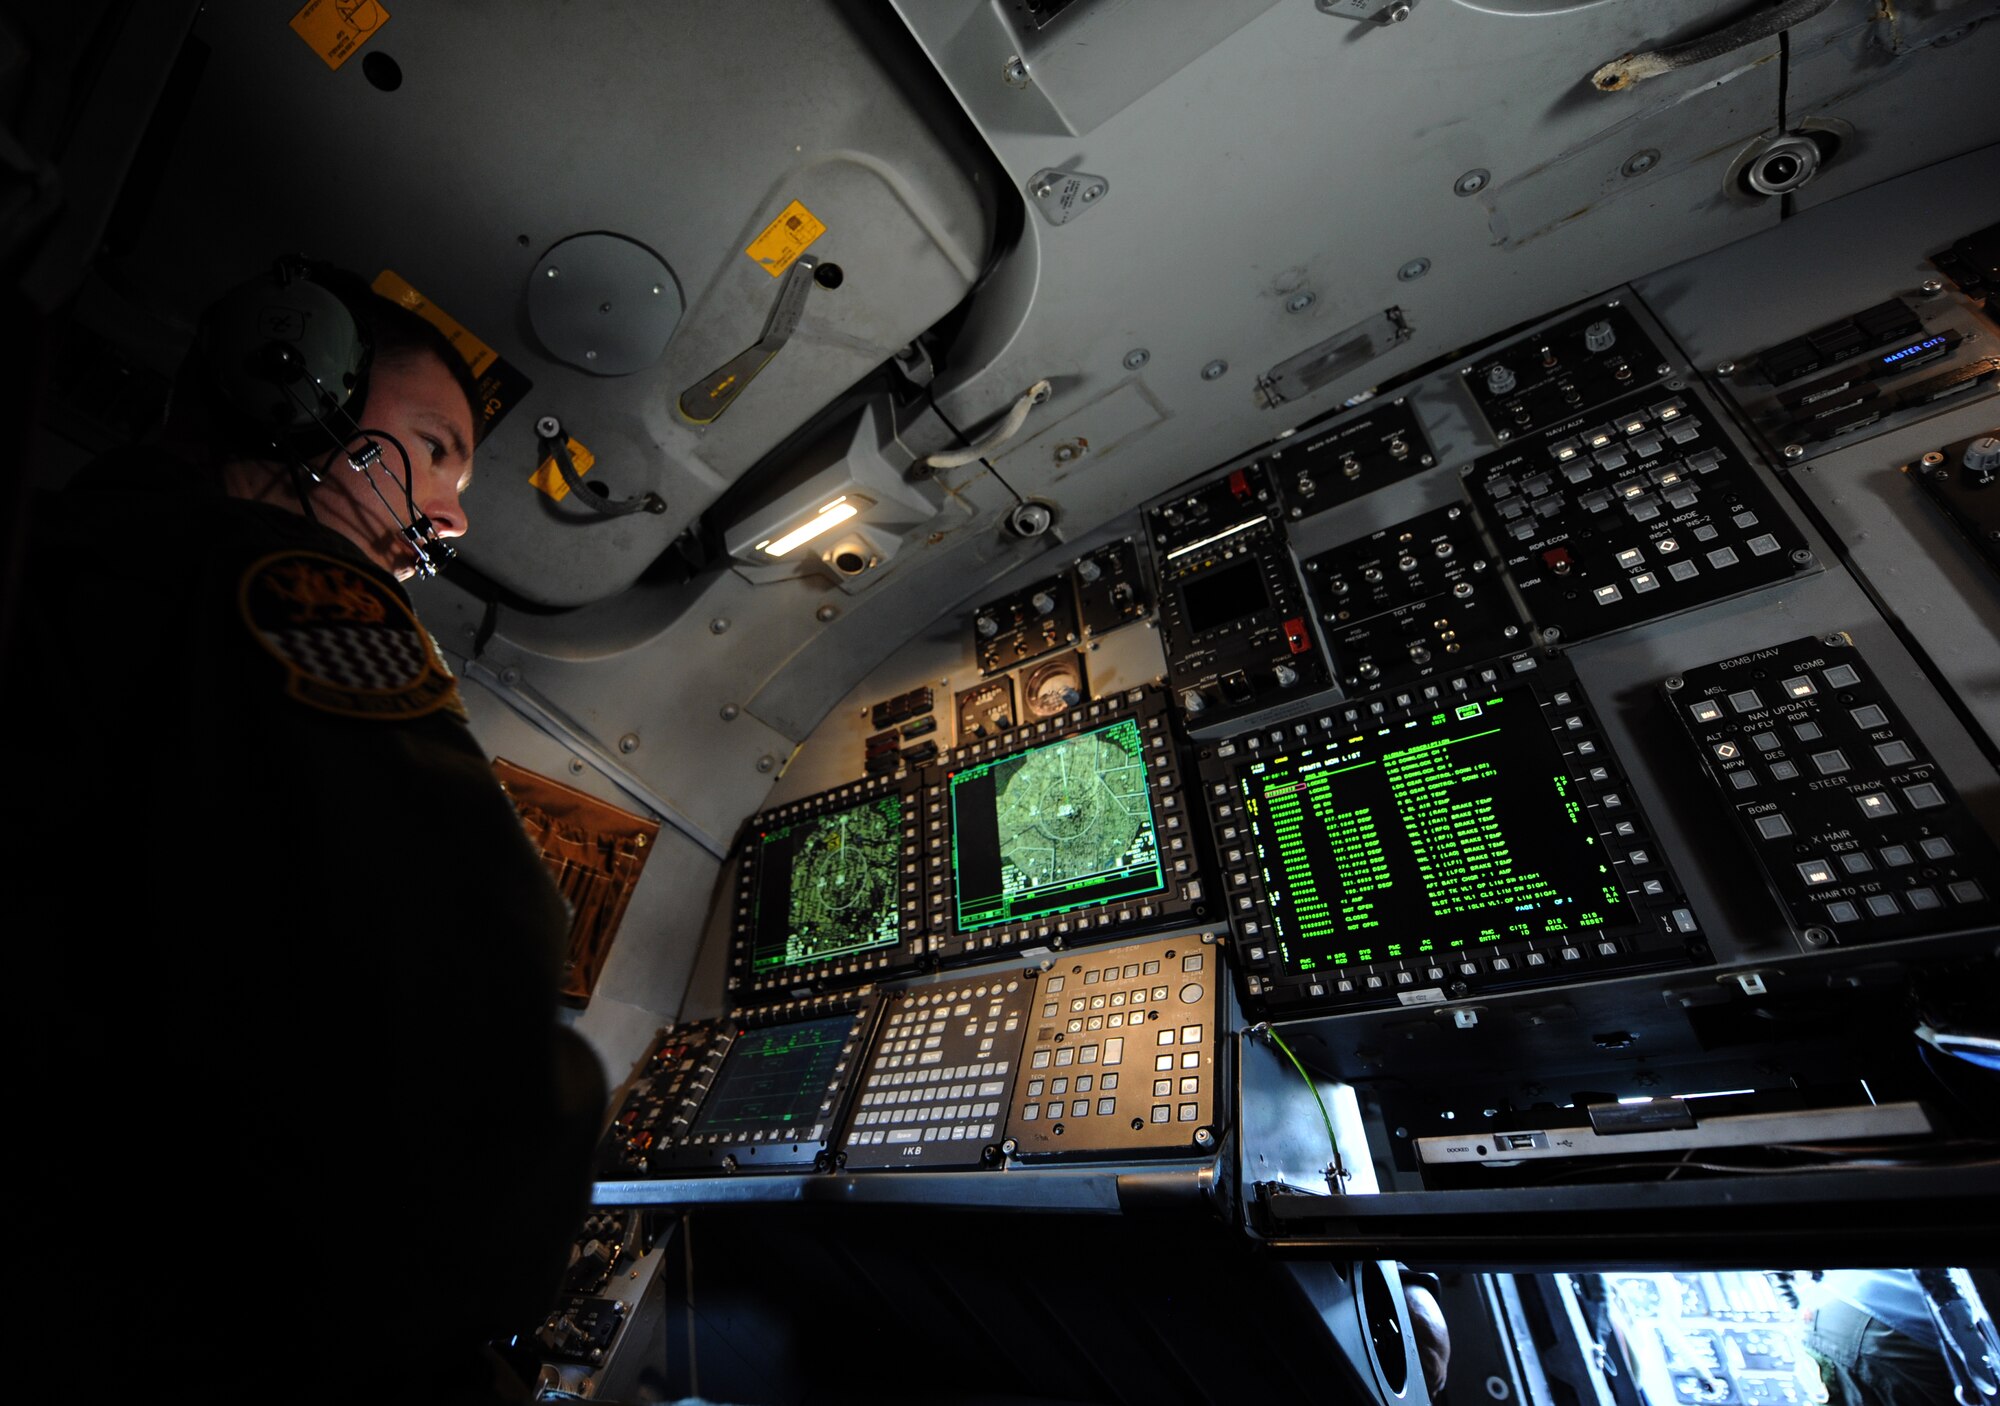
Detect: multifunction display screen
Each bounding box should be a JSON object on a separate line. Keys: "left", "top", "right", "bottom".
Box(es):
{"left": 750, "top": 796, "right": 902, "bottom": 973}
{"left": 950, "top": 717, "right": 1165, "bottom": 931}
{"left": 1237, "top": 692, "right": 1635, "bottom": 975}
{"left": 687, "top": 1014, "right": 853, "bottom": 1137}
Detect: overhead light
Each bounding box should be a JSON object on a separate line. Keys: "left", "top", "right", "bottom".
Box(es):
{"left": 756, "top": 496, "right": 859, "bottom": 557}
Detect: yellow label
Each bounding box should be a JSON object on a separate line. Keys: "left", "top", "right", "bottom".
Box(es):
{"left": 744, "top": 199, "right": 826, "bottom": 277}
{"left": 288, "top": 0, "right": 389, "bottom": 71}
{"left": 369, "top": 269, "right": 498, "bottom": 378}
{"left": 530, "top": 438, "right": 596, "bottom": 502}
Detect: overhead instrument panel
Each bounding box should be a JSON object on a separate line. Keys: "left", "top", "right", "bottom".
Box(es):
{"left": 1463, "top": 300, "right": 1669, "bottom": 441}
{"left": 1667, "top": 634, "right": 2000, "bottom": 947}
{"left": 1464, "top": 382, "right": 1814, "bottom": 642}
{"left": 922, "top": 687, "right": 1203, "bottom": 965}
{"left": 1147, "top": 463, "right": 1329, "bottom": 729}
{"left": 728, "top": 774, "right": 924, "bottom": 1001}
{"left": 1302, "top": 504, "right": 1529, "bottom": 699}
{"left": 1008, "top": 932, "right": 1224, "bottom": 1161}
{"left": 1269, "top": 396, "right": 1434, "bottom": 520}
{"left": 1200, "top": 653, "right": 1702, "bottom": 1018}
{"left": 839, "top": 972, "right": 1034, "bottom": 1170}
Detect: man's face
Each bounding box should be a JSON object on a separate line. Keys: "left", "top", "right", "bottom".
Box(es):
{"left": 320, "top": 351, "right": 475, "bottom": 580}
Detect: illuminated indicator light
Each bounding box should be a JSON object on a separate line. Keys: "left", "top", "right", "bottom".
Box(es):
{"left": 1166, "top": 515, "right": 1269, "bottom": 560}
{"left": 758, "top": 496, "right": 859, "bottom": 556}
{"left": 1782, "top": 676, "right": 1816, "bottom": 698}
{"left": 1659, "top": 405, "right": 1680, "bottom": 420}
{"left": 1878, "top": 334, "right": 1948, "bottom": 366}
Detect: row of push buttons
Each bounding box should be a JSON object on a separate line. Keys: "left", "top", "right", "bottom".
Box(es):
{"left": 1823, "top": 877, "right": 1985, "bottom": 925}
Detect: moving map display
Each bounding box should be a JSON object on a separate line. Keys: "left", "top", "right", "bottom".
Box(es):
{"left": 950, "top": 717, "right": 1165, "bottom": 931}
{"left": 1237, "top": 691, "right": 1638, "bottom": 976}
{"left": 751, "top": 795, "right": 902, "bottom": 973}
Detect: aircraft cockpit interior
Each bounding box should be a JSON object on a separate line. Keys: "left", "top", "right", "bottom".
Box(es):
{"left": 9, "top": 1, "right": 1999, "bottom": 1402}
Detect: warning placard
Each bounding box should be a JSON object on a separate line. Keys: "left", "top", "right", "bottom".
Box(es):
{"left": 288, "top": 0, "right": 389, "bottom": 71}
{"left": 370, "top": 269, "right": 531, "bottom": 439}
{"left": 529, "top": 438, "right": 596, "bottom": 502}
{"left": 745, "top": 199, "right": 826, "bottom": 278}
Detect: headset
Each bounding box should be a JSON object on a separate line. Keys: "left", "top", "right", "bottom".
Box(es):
{"left": 197, "top": 257, "right": 458, "bottom": 579}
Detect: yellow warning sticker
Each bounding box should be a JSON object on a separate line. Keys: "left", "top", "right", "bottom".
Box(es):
{"left": 370, "top": 269, "right": 497, "bottom": 377}
{"left": 288, "top": 0, "right": 390, "bottom": 71}
{"left": 530, "top": 438, "right": 596, "bottom": 502}
{"left": 745, "top": 200, "right": 826, "bottom": 278}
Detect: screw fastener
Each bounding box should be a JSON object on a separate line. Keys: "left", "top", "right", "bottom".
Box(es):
{"left": 1124, "top": 348, "right": 1151, "bottom": 370}
{"left": 1202, "top": 359, "right": 1229, "bottom": 381}
{"left": 1455, "top": 169, "right": 1489, "bottom": 196}
{"left": 1782, "top": 444, "right": 1805, "bottom": 462}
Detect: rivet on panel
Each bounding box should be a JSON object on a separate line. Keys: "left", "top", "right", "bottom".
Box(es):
{"left": 1123, "top": 348, "right": 1151, "bottom": 370}
{"left": 1397, "top": 257, "right": 1431, "bottom": 281}
{"left": 1621, "top": 149, "right": 1660, "bottom": 177}
{"left": 710, "top": 617, "right": 730, "bottom": 634}
{"left": 1454, "top": 168, "right": 1489, "bottom": 196}
{"left": 1287, "top": 291, "right": 1316, "bottom": 313}
{"left": 618, "top": 733, "right": 640, "bottom": 754}
{"left": 1201, "top": 359, "right": 1228, "bottom": 381}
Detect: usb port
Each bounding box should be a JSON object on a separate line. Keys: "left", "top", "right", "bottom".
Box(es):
{"left": 1494, "top": 1132, "right": 1549, "bottom": 1151}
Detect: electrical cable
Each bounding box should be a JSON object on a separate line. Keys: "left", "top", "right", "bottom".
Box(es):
{"left": 1259, "top": 1024, "right": 1346, "bottom": 1186}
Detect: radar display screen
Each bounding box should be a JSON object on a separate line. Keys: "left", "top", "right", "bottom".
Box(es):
{"left": 950, "top": 717, "right": 1166, "bottom": 932}
{"left": 687, "top": 1014, "right": 855, "bottom": 1139}
{"left": 1238, "top": 690, "right": 1638, "bottom": 975}
{"left": 750, "top": 796, "right": 902, "bottom": 974}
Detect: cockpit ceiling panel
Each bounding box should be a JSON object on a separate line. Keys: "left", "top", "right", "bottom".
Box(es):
{"left": 105, "top": 1, "right": 995, "bottom": 607}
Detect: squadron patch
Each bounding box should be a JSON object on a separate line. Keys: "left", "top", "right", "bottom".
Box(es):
{"left": 239, "top": 551, "right": 465, "bottom": 721}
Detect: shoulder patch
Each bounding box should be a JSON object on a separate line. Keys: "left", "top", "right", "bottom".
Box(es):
{"left": 239, "top": 551, "right": 466, "bottom": 721}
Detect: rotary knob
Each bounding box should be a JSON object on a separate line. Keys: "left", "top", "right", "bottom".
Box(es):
{"left": 975, "top": 615, "right": 999, "bottom": 638}
{"left": 1075, "top": 557, "right": 1102, "bottom": 583}
{"left": 1963, "top": 436, "right": 2000, "bottom": 484}
{"left": 1485, "top": 364, "right": 1517, "bottom": 396}
{"left": 1274, "top": 665, "right": 1299, "bottom": 688}
{"left": 1031, "top": 592, "right": 1056, "bottom": 616}
{"left": 1180, "top": 689, "right": 1207, "bottom": 715}
{"left": 1584, "top": 319, "right": 1617, "bottom": 353}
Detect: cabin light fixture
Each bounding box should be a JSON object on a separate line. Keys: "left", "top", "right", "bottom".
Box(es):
{"left": 755, "top": 496, "right": 862, "bottom": 557}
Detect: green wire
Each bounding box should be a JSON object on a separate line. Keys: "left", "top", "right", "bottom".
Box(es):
{"left": 1262, "top": 1025, "right": 1345, "bottom": 1185}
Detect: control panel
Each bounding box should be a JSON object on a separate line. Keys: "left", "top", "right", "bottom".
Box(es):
{"left": 972, "top": 573, "right": 1079, "bottom": 675}
{"left": 1268, "top": 396, "right": 1433, "bottom": 520}
{"left": 1200, "top": 652, "right": 1702, "bottom": 1018}
{"left": 1070, "top": 537, "right": 1151, "bottom": 636}
{"left": 533, "top": 1209, "right": 653, "bottom": 1369}
{"left": 1465, "top": 382, "right": 1813, "bottom": 642}
{"left": 1302, "top": 502, "right": 1529, "bottom": 698}
{"left": 922, "top": 686, "right": 1204, "bottom": 965}
{"left": 840, "top": 972, "right": 1033, "bottom": 1169}
{"left": 1906, "top": 426, "right": 2000, "bottom": 575}
{"left": 597, "top": 1023, "right": 727, "bottom": 1178}
{"left": 728, "top": 773, "right": 925, "bottom": 1000}
{"left": 1148, "top": 461, "right": 1329, "bottom": 728}
{"left": 1668, "top": 633, "right": 1999, "bottom": 947}
{"left": 1007, "top": 932, "right": 1223, "bottom": 1160}
{"left": 1463, "top": 299, "right": 1668, "bottom": 439}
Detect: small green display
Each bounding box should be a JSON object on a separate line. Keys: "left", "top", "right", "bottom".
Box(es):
{"left": 750, "top": 795, "right": 902, "bottom": 972}
{"left": 950, "top": 717, "right": 1165, "bottom": 931}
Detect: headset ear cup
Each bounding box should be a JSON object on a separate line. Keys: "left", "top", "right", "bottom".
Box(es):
{"left": 199, "top": 260, "right": 375, "bottom": 456}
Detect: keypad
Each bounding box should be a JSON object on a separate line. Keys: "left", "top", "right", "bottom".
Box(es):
{"left": 1671, "top": 637, "right": 1998, "bottom": 945}
{"left": 1008, "top": 934, "right": 1220, "bottom": 1159}
{"left": 843, "top": 979, "right": 1030, "bottom": 1169}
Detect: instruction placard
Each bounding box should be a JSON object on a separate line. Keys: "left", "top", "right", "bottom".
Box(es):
{"left": 529, "top": 438, "right": 596, "bottom": 502}
{"left": 288, "top": 0, "right": 389, "bottom": 71}
{"left": 371, "top": 269, "right": 531, "bottom": 438}
{"left": 745, "top": 199, "right": 826, "bottom": 277}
